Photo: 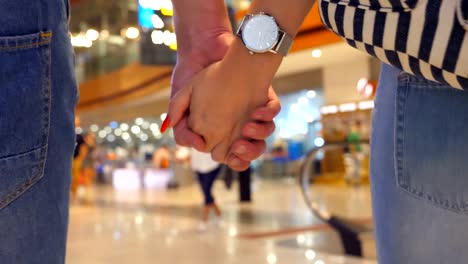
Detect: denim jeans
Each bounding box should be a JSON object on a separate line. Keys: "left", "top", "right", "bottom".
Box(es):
{"left": 0, "top": 1, "right": 77, "bottom": 263}
{"left": 197, "top": 166, "right": 221, "bottom": 205}
{"left": 371, "top": 64, "right": 468, "bottom": 263}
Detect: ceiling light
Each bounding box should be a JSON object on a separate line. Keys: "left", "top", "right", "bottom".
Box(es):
{"left": 122, "top": 132, "right": 131, "bottom": 140}
{"left": 90, "top": 124, "right": 99, "bottom": 132}
{"left": 311, "top": 49, "right": 322, "bottom": 58}
{"left": 120, "top": 123, "right": 129, "bottom": 131}
{"left": 314, "top": 137, "right": 325, "bottom": 147}
{"left": 364, "top": 83, "right": 375, "bottom": 98}
{"left": 114, "top": 128, "right": 123, "bottom": 136}
{"left": 107, "top": 134, "right": 116, "bottom": 142}
{"left": 160, "top": 0, "right": 173, "bottom": 16}
{"left": 150, "top": 123, "right": 159, "bottom": 131}
{"left": 139, "top": 0, "right": 163, "bottom": 10}
{"left": 98, "top": 130, "right": 107, "bottom": 138}
{"left": 86, "top": 29, "right": 99, "bottom": 41}
{"left": 142, "top": 122, "right": 150, "bottom": 129}
{"left": 339, "top": 103, "right": 357, "bottom": 112}
{"left": 358, "top": 100, "right": 375, "bottom": 110}
{"left": 151, "top": 30, "right": 164, "bottom": 44}
{"left": 71, "top": 34, "right": 93, "bottom": 48}
{"left": 267, "top": 253, "right": 277, "bottom": 264}
{"left": 305, "top": 249, "right": 316, "bottom": 260}
{"left": 163, "top": 30, "right": 176, "bottom": 46}
{"left": 357, "top": 78, "right": 368, "bottom": 94}
{"left": 131, "top": 125, "right": 141, "bottom": 134}
{"left": 151, "top": 14, "right": 165, "bottom": 29}
{"left": 100, "top": 29, "right": 110, "bottom": 39}
{"left": 320, "top": 105, "right": 338, "bottom": 115}
{"left": 125, "top": 27, "right": 140, "bottom": 39}
{"left": 135, "top": 117, "right": 144, "bottom": 125}
{"left": 306, "top": 90, "right": 316, "bottom": 98}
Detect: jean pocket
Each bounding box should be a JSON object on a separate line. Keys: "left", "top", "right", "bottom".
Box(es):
{"left": 0, "top": 31, "right": 52, "bottom": 210}
{"left": 395, "top": 72, "right": 468, "bottom": 213}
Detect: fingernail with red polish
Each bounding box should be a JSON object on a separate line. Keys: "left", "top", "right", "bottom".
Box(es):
{"left": 160, "top": 115, "right": 171, "bottom": 133}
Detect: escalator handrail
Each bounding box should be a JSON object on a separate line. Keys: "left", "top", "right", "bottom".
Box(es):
{"left": 299, "top": 141, "right": 370, "bottom": 222}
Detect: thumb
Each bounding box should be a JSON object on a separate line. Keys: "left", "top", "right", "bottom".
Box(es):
{"left": 165, "top": 83, "right": 193, "bottom": 131}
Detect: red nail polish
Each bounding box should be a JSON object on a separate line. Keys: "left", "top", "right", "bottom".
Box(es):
{"left": 160, "top": 115, "right": 171, "bottom": 133}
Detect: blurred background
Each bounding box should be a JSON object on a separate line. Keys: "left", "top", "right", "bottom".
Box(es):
{"left": 68, "top": 1, "right": 380, "bottom": 263}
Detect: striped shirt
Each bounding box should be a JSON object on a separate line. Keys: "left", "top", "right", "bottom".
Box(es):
{"left": 319, "top": 0, "right": 468, "bottom": 89}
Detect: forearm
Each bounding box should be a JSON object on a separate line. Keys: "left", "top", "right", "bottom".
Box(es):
{"left": 249, "top": 0, "right": 316, "bottom": 36}
{"left": 172, "top": 0, "right": 232, "bottom": 58}
{"left": 223, "top": 0, "right": 316, "bottom": 93}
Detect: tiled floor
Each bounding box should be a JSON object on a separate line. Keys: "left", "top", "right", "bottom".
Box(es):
{"left": 66, "top": 179, "right": 376, "bottom": 264}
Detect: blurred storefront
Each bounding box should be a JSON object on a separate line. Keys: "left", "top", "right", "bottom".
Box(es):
{"left": 71, "top": 0, "right": 382, "bottom": 185}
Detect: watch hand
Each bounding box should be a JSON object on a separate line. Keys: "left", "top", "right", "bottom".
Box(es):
{"left": 257, "top": 31, "right": 262, "bottom": 48}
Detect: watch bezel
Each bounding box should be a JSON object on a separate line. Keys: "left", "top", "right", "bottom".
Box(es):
{"left": 240, "top": 13, "right": 280, "bottom": 54}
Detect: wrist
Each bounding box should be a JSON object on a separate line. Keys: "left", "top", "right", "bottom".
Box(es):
{"left": 213, "top": 38, "right": 281, "bottom": 108}
{"left": 176, "top": 29, "right": 233, "bottom": 66}
{"left": 173, "top": 1, "right": 233, "bottom": 62}
{"left": 222, "top": 37, "right": 282, "bottom": 94}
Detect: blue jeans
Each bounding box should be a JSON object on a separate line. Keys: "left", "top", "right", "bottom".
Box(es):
{"left": 371, "top": 64, "right": 468, "bottom": 263}
{"left": 0, "top": 1, "right": 77, "bottom": 263}
{"left": 197, "top": 166, "right": 221, "bottom": 205}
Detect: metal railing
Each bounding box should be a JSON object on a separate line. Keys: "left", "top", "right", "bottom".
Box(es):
{"left": 299, "top": 141, "right": 372, "bottom": 257}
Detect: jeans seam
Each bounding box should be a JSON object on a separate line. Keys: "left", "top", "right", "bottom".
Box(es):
{"left": 0, "top": 154, "right": 47, "bottom": 210}
{"left": 0, "top": 32, "right": 52, "bottom": 51}
{"left": 395, "top": 74, "right": 407, "bottom": 191}
{"left": 395, "top": 75, "right": 468, "bottom": 213}
{"left": 0, "top": 34, "right": 52, "bottom": 210}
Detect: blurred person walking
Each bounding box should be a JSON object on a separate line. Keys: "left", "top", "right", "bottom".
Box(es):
{"left": 72, "top": 117, "right": 84, "bottom": 200}
{"left": 75, "top": 132, "right": 97, "bottom": 203}
{"left": 81, "top": 133, "right": 97, "bottom": 184}
{"left": 191, "top": 149, "right": 222, "bottom": 222}
{"left": 152, "top": 144, "right": 171, "bottom": 169}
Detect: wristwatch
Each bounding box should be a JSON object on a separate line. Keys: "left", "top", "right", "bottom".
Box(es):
{"left": 236, "top": 12, "right": 294, "bottom": 56}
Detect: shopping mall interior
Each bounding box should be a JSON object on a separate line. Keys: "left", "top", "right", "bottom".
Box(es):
{"left": 68, "top": 0, "right": 381, "bottom": 263}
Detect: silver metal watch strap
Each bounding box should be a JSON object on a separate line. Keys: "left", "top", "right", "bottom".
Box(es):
{"left": 236, "top": 13, "right": 293, "bottom": 56}
{"left": 274, "top": 30, "right": 294, "bottom": 56}
{"left": 235, "top": 14, "right": 251, "bottom": 36}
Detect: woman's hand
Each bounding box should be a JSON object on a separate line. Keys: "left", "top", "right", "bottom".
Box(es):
{"left": 168, "top": 58, "right": 272, "bottom": 165}
{"left": 169, "top": 22, "right": 280, "bottom": 170}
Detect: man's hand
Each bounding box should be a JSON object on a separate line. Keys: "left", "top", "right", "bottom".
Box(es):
{"left": 169, "top": 30, "right": 232, "bottom": 151}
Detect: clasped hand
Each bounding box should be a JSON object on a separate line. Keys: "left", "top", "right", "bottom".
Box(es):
{"left": 169, "top": 58, "right": 277, "bottom": 169}
{"left": 164, "top": 27, "right": 280, "bottom": 171}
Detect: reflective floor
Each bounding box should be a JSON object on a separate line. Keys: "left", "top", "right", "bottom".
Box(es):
{"left": 66, "top": 179, "right": 376, "bottom": 264}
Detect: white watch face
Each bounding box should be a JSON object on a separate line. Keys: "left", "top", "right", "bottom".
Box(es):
{"left": 242, "top": 14, "right": 279, "bottom": 53}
